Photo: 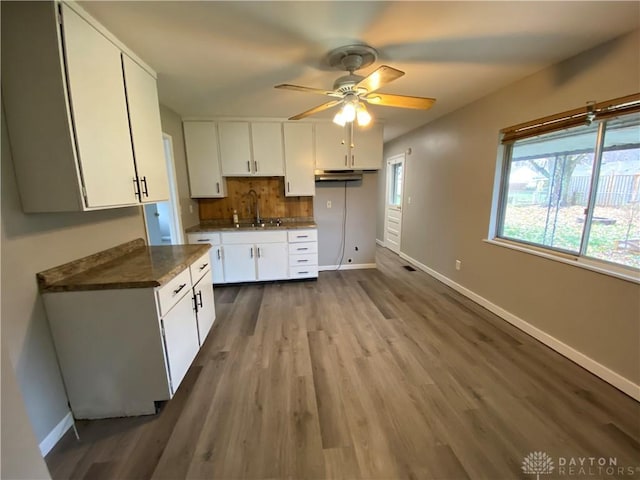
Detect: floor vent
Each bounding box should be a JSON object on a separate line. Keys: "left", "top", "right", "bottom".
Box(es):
{"left": 403, "top": 265, "right": 416, "bottom": 271}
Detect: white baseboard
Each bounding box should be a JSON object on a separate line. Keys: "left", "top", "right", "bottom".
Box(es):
{"left": 39, "top": 411, "right": 74, "bottom": 456}
{"left": 319, "top": 263, "right": 377, "bottom": 271}
{"left": 376, "top": 238, "right": 385, "bottom": 247}
{"left": 399, "top": 252, "right": 640, "bottom": 401}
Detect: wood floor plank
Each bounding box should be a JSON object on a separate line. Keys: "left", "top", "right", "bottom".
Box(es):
{"left": 46, "top": 246, "right": 640, "bottom": 480}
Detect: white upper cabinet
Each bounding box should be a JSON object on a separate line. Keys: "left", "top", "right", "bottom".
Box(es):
{"left": 219, "top": 122, "right": 284, "bottom": 176}
{"left": 315, "top": 123, "right": 349, "bottom": 170}
{"left": 352, "top": 124, "right": 384, "bottom": 170}
{"left": 62, "top": 4, "right": 137, "bottom": 208}
{"left": 315, "top": 122, "right": 383, "bottom": 171}
{"left": 251, "top": 122, "right": 285, "bottom": 176}
{"left": 122, "top": 55, "right": 169, "bottom": 203}
{"left": 1, "top": 2, "right": 168, "bottom": 212}
{"left": 283, "top": 123, "right": 315, "bottom": 196}
{"left": 183, "top": 122, "right": 227, "bottom": 198}
{"left": 218, "top": 122, "right": 253, "bottom": 176}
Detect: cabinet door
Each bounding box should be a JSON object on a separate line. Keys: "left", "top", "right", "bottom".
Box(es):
{"left": 256, "top": 243, "right": 288, "bottom": 281}
{"left": 251, "top": 123, "right": 284, "bottom": 176}
{"left": 194, "top": 271, "right": 216, "bottom": 345}
{"left": 212, "top": 246, "right": 225, "bottom": 284}
{"left": 353, "top": 124, "right": 384, "bottom": 170}
{"left": 283, "top": 123, "right": 315, "bottom": 196}
{"left": 183, "top": 122, "right": 226, "bottom": 198}
{"left": 161, "top": 292, "right": 200, "bottom": 394}
{"left": 62, "top": 4, "right": 137, "bottom": 208}
{"left": 222, "top": 244, "right": 257, "bottom": 282}
{"left": 219, "top": 122, "right": 252, "bottom": 176}
{"left": 315, "top": 123, "right": 349, "bottom": 170}
{"left": 122, "top": 55, "right": 169, "bottom": 203}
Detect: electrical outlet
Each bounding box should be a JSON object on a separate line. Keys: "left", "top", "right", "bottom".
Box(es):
{"left": 327, "top": 200, "right": 332, "bottom": 209}
{"left": 455, "top": 260, "right": 462, "bottom": 271}
{"left": 189, "top": 204, "right": 193, "bottom": 214}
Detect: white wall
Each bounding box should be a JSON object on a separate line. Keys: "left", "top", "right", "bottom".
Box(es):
{"left": 1, "top": 102, "right": 146, "bottom": 450}
{"left": 314, "top": 173, "right": 377, "bottom": 267}
{"left": 379, "top": 30, "right": 640, "bottom": 387}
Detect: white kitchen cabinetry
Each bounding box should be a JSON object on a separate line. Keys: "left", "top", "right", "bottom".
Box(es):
{"left": 283, "top": 123, "right": 315, "bottom": 196}
{"left": 221, "top": 231, "right": 288, "bottom": 282}
{"left": 1, "top": 2, "right": 168, "bottom": 212}
{"left": 251, "top": 123, "right": 285, "bottom": 176}
{"left": 315, "top": 122, "right": 383, "bottom": 171}
{"left": 42, "top": 253, "right": 212, "bottom": 419}
{"left": 288, "top": 229, "right": 319, "bottom": 279}
{"left": 183, "top": 122, "right": 227, "bottom": 198}
{"left": 219, "top": 122, "right": 284, "bottom": 176}
{"left": 187, "top": 232, "right": 225, "bottom": 283}
{"left": 190, "top": 252, "right": 216, "bottom": 345}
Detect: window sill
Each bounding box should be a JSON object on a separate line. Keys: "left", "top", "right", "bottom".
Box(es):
{"left": 483, "top": 238, "right": 640, "bottom": 285}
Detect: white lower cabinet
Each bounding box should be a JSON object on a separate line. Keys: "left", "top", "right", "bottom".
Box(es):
{"left": 187, "top": 232, "right": 225, "bottom": 284}
{"left": 161, "top": 290, "right": 200, "bottom": 393}
{"left": 43, "top": 253, "right": 213, "bottom": 419}
{"left": 288, "top": 229, "right": 319, "bottom": 279}
{"left": 221, "top": 231, "right": 288, "bottom": 283}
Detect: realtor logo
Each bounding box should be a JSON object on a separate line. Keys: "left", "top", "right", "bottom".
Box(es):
{"left": 522, "top": 451, "right": 555, "bottom": 480}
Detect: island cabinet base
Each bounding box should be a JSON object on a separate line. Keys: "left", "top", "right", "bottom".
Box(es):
{"left": 44, "top": 288, "right": 176, "bottom": 419}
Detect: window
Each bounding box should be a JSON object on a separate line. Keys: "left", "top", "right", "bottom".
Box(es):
{"left": 493, "top": 95, "right": 640, "bottom": 273}
{"left": 389, "top": 162, "right": 404, "bottom": 207}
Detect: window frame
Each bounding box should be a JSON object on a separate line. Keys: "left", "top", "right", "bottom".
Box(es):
{"left": 489, "top": 94, "right": 640, "bottom": 283}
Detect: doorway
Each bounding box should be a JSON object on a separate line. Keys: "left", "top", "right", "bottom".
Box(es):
{"left": 144, "top": 134, "right": 184, "bottom": 246}
{"left": 384, "top": 153, "right": 405, "bottom": 254}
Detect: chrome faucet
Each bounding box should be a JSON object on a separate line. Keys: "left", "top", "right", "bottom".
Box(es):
{"left": 245, "top": 189, "right": 261, "bottom": 225}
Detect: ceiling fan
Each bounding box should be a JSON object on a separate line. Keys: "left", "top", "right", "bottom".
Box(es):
{"left": 275, "top": 44, "right": 436, "bottom": 126}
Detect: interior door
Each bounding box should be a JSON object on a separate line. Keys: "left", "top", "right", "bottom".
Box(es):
{"left": 384, "top": 154, "right": 405, "bottom": 254}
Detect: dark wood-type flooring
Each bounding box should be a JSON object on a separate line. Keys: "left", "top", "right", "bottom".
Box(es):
{"left": 46, "top": 247, "right": 640, "bottom": 479}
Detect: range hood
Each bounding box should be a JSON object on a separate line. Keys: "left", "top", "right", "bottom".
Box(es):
{"left": 314, "top": 170, "right": 363, "bottom": 182}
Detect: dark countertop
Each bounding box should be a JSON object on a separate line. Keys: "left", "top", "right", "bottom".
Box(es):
{"left": 37, "top": 238, "right": 210, "bottom": 293}
{"left": 186, "top": 217, "right": 317, "bottom": 233}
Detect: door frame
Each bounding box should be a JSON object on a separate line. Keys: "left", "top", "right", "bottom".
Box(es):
{"left": 143, "top": 133, "right": 184, "bottom": 245}
{"left": 384, "top": 153, "right": 406, "bottom": 253}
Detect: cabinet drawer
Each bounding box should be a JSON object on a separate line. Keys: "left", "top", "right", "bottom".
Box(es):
{"left": 187, "top": 232, "right": 221, "bottom": 245}
{"left": 287, "top": 229, "right": 317, "bottom": 243}
{"left": 156, "top": 268, "right": 192, "bottom": 317}
{"left": 289, "top": 265, "right": 318, "bottom": 279}
{"left": 222, "top": 230, "right": 287, "bottom": 244}
{"left": 288, "top": 242, "right": 318, "bottom": 255}
{"left": 190, "top": 251, "right": 211, "bottom": 284}
{"left": 289, "top": 253, "right": 318, "bottom": 266}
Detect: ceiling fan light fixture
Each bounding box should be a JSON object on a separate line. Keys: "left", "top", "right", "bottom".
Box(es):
{"left": 333, "top": 110, "right": 346, "bottom": 126}
{"left": 356, "top": 104, "right": 371, "bottom": 127}
{"left": 342, "top": 101, "right": 357, "bottom": 123}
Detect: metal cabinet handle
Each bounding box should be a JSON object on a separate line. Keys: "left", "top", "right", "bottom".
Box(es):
{"left": 351, "top": 155, "right": 355, "bottom": 167}
{"left": 197, "top": 239, "right": 211, "bottom": 242}
{"left": 216, "top": 249, "right": 221, "bottom": 260}
{"left": 257, "top": 247, "right": 262, "bottom": 258}
{"left": 250, "top": 247, "right": 254, "bottom": 258}
{"left": 297, "top": 235, "right": 309, "bottom": 238}
{"left": 216, "top": 182, "right": 220, "bottom": 194}
{"left": 297, "top": 247, "right": 309, "bottom": 251}
{"left": 287, "top": 181, "right": 290, "bottom": 193}
{"left": 247, "top": 160, "right": 251, "bottom": 172}
{"left": 199, "top": 263, "right": 209, "bottom": 271}
{"left": 173, "top": 283, "right": 187, "bottom": 296}
{"left": 133, "top": 178, "right": 141, "bottom": 200}
{"left": 141, "top": 176, "right": 149, "bottom": 197}
{"left": 297, "top": 259, "right": 309, "bottom": 263}
{"left": 298, "top": 271, "right": 309, "bottom": 274}
{"left": 254, "top": 160, "right": 258, "bottom": 172}
{"left": 197, "top": 290, "right": 203, "bottom": 308}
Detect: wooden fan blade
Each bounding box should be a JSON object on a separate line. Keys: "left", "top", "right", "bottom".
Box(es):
{"left": 356, "top": 65, "right": 405, "bottom": 94}
{"left": 289, "top": 100, "right": 342, "bottom": 120}
{"left": 275, "top": 84, "right": 341, "bottom": 98}
{"left": 364, "top": 92, "right": 436, "bottom": 110}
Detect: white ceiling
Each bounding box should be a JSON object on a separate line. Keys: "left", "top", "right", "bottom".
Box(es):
{"left": 79, "top": 1, "right": 639, "bottom": 141}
